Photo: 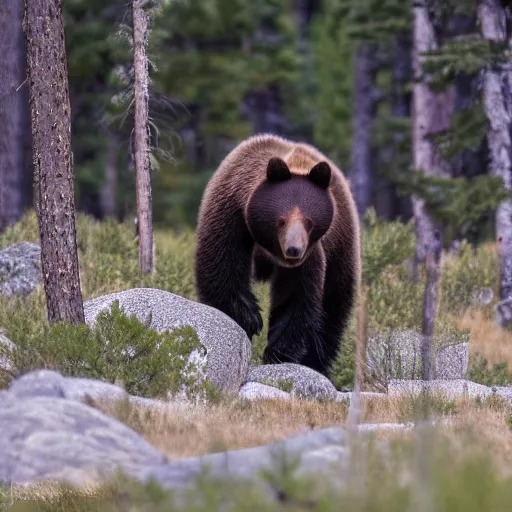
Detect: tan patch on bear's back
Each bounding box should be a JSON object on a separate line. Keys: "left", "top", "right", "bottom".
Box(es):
{"left": 283, "top": 146, "right": 319, "bottom": 176}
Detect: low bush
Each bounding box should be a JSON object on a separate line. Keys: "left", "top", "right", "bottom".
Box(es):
{"left": 0, "top": 209, "right": 504, "bottom": 392}
{"left": 0, "top": 300, "right": 205, "bottom": 399}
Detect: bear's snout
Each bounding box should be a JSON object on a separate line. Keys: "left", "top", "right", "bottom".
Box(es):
{"left": 286, "top": 246, "right": 301, "bottom": 258}
{"left": 281, "top": 219, "right": 308, "bottom": 261}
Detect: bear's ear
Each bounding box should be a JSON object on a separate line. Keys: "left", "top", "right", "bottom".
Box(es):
{"left": 308, "top": 161, "right": 331, "bottom": 189}
{"left": 266, "top": 157, "right": 292, "bottom": 183}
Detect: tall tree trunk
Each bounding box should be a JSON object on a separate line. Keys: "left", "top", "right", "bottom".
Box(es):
{"left": 412, "top": 1, "right": 454, "bottom": 279}
{"left": 391, "top": 32, "right": 413, "bottom": 222}
{"left": 132, "top": 0, "right": 153, "bottom": 275}
{"left": 421, "top": 230, "right": 442, "bottom": 380}
{"left": 478, "top": 0, "right": 512, "bottom": 324}
{"left": 0, "top": 0, "right": 30, "bottom": 232}
{"left": 350, "top": 43, "right": 377, "bottom": 218}
{"left": 24, "top": 0, "right": 85, "bottom": 324}
{"left": 100, "top": 130, "right": 118, "bottom": 218}
{"left": 375, "top": 33, "right": 413, "bottom": 221}
{"left": 412, "top": 1, "right": 454, "bottom": 378}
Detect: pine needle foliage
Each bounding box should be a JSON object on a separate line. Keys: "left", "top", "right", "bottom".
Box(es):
{"left": 0, "top": 300, "right": 205, "bottom": 399}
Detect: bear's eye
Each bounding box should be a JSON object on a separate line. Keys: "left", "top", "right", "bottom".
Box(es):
{"left": 277, "top": 218, "right": 286, "bottom": 228}
{"left": 304, "top": 218, "right": 314, "bottom": 232}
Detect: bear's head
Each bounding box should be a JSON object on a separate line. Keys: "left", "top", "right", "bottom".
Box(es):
{"left": 246, "top": 156, "right": 334, "bottom": 267}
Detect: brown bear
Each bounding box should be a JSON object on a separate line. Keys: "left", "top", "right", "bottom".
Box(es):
{"left": 194, "top": 133, "right": 361, "bottom": 377}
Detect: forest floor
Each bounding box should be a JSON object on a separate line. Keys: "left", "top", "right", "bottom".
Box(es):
{"left": 89, "top": 390, "right": 512, "bottom": 474}
{"left": 2, "top": 212, "right": 512, "bottom": 510}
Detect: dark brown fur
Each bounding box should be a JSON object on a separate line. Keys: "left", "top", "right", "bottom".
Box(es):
{"left": 195, "top": 134, "right": 361, "bottom": 376}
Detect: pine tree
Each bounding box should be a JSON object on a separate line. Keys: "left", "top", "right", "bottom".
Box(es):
{"left": 478, "top": 0, "right": 512, "bottom": 326}
{"left": 310, "top": 0, "right": 411, "bottom": 216}
{"left": 24, "top": 0, "right": 85, "bottom": 324}
{"left": 63, "top": 0, "right": 129, "bottom": 216}
{"left": 310, "top": 0, "right": 353, "bottom": 168}
{"left": 0, "top": 0, "right": 30, "bottom": 232}
{"left": 132, "top": 0, "right": 154, "bottom": 275}
{"left": 151, "top": 0, "right": 302, "bottom": 166}
{"left": 386, "top": 1, "right": 510, "bottom": 246}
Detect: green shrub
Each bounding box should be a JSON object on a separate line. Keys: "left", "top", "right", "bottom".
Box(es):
{"left": 0, "top": 209, "right": 504, "bottom": 395}
{"left": 440, "top": 241, "right": 498, "bottom": 316}
{"left": 0, "top": 300, "right": 206, "bottom": 399}
{"left": 466, "top": 353, "right": 512, "bottom": 387}
{"left": 250, "top": 283, "right": 271, "bottom": 366}
{"left": 361, "top": 208, "right": 415, "bottom": 286}
{"left": 367, "top": 265, "right": 423, "bottom": 332}
{"left": 329, "top": 311, "right": 357, "bottom": 390}
{"left": 0, "top": 210, "right": 40, "bottom": 249}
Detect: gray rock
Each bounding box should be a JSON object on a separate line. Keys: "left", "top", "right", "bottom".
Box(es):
{"left": 0, "top": 330, "right": 14, "bottom": 376}
{"left": 470, "top": 287, "right": 494, "bottom": 307}
{"left": 146, "top": 426, "right": 348, "bottom": 492}
{"left": 388, "top": 379, "right": 492, "bottom": 400}
{"left": 491, "top": 386, "right": 512, "bottom": 404}
{"left": 366, "top": 330, "right": 469, "bottom": 389}
{"left": 9, "top": 369, "right": 170, "bottom": 411}
{"left": 366, "top": 330, "right": 423, "bottom": 388}
{"left": 336, "top": 391, "right": 386, "bottom": 404}
{"left": 247, "top": 363, "right": 338, "bottom": 401}
{"left": 9, "top": 369, "right": 65, "bottom": 399}
{"left": 83, "top": 288, "right": 251, "bottom": 394}
{"left": 496, "top": 298, "right": 512, "bottom": 329}
{"left": 239, "top": 382, "right": 291, "bottom": 401}
{"left": 294, "top": 444, "right": 349, "bottom": 479}
{"left": 0, "top": 242, "right": 42, "bottom": 296}
{"left": 435, "top": 342, "right": 469, "bottom": 380}
{"left": 0, "top": 395, "right": 168, "bottom": 486}
{"left": 0, "top": 373, "right": 352, "bottom": 494}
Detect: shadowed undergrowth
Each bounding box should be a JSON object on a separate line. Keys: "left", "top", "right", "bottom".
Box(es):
{"left": 1, "top": 212, "right": 512, "bottom": 509}
{"left": 0, "top": 209, "right": 505, "bottom": 391}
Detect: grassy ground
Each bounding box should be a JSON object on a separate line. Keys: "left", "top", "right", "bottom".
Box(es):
{"left": 87, "top": 392, "right": 511, "bottom": 461}
{"left": 2, "top": 211, "right": 512, "bottom": 509}
{"left": 2, "top": 209, "right": 510, "bottom": 391}
{"left": 2, "top": 394, "right": 512, "bottom": 511}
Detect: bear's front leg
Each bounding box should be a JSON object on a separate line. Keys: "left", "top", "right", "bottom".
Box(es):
{"left": 263, "top": 245, "right": 326, "bottom": 369}
{"left": 195, "top": 209, "right": 263, "bottom": 340}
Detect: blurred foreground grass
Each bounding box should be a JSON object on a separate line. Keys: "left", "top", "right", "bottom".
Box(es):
{"left": 2, "top": 393, "right": 512, "bottom": 511}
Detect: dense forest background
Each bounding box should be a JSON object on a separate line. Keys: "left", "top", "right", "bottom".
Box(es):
{"left": 1, "top": 0, "right": 509, "bottom": 244}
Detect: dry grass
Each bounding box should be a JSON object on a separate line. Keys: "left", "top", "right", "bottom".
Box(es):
{"left": 457, "top": 309, "right": 512, "bottom": 368}
{"left": 445, "top": 396, "right": 512, "bottom": 477}
{"left": 87, "top": 392, "right": 511, "bottom": 467}
{"left": 93, "top": 397, "right": 350, "bottom": 458}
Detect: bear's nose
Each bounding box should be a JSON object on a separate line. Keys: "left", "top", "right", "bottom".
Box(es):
{"left": 285, "top": 246, "right": 301, "bottom": 259}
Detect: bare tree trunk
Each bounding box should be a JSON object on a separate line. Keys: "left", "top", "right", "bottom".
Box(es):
{"left": 411, "top": 1, "right": 454, "bottom": 281}
{"left": 374, "top": 33, "right": 413, "bottom": 221}
{"left": 100, "top": 131, "right": 118, "bottom": 218}
{"left": 132, "top": 0, "right": 153, "bottom": 275}
{"left": 412, "top": 1, "right": 455, "bottom": 379}
{"left": 0, "top": 0, "right": 29, "bottom": 232}
{"left": 350, "top": 43, "right": 377, "bottom": 218}
{"left": 347, "top": 285, "right": 368, "bottom": 432}
{"left": 421, "top": 231, "right": 442, "bottom": 380}
{"left": 24, "top": 0, "right": 84, "bottom": 324}
{"left": 391, "top": 33, "right": 413, "bottom": 222}
{"left": 478, "top": 0, "right": 512, "bottom": 325}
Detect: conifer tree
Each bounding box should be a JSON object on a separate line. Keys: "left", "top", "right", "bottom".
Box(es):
{"left": 478, "top": 0, "right": 512, "bottom": 325}
{"left": 24, "top": 0, "right": 85, "bottom": 324}
{"left": 0, "top": 0, "right": 29, "bottom": 232}
{"left": 132, "top": 0, "right": 154, "bottom": 275}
